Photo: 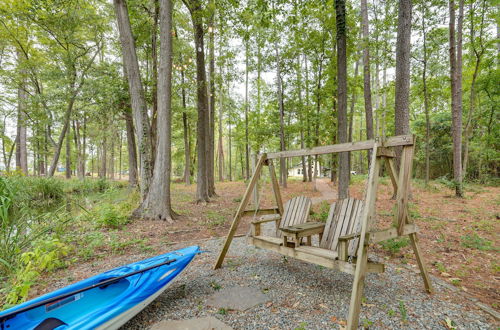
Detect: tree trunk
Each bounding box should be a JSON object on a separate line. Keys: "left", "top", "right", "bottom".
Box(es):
{"left": 16, "top": 52, "right": 28, "bottom": 175}
{"left": 110, "top": 133, "right": 115, "bottom": 180}
{"left": 151, "top": 0, "right": 159, "bottom": 160}
{"left": 348, "top": 59, "right": 359, "bottom": 173}
{"left": 336, "top": 0, "right": 349, "bottom": 199}
{"left": 114, "top": 0, "right": 154, "bottom": 197}
{"left": 48, "top": 90, "right": 77, "bottom": 177}
{"left": 449, "top": 0, "right": 464, "bottom": 197}
{"left": 297, "top": 56, "right": 308, "bottom": 182}
{"left": 394, "top": 0, "right": 412, "bottom": 169}
{"left": 244, "top": 37, "right": 250, "bottom": 180}
{"left": 140, "top": 0, "right": 175, "bottom": 222}
{"left": 66, "top": 123, "right": 71, "bottom": 179}
{"left": 208, "top": 0, "right": 216, "bottom": 195}
{"left": 124, "top": 109, "right": 138, "bottom": 187}
{"left": 16, "top": 103, "right": 28, "bottom": 176}
{"left": 361, "top": 0, "right": 374, "bottom": 143}
{"left": 276, "top": 46, "right": 287, "bottom": 188}
{"left": 99, "top": 134, "right": 107, "bottom": 179}
{"left": 181, "top": 69, "right": 191, "bottom": 185}
{"left": 421, "top": 12, "right": 431, "bottom": 185}
{"left": 183, "top": 0, "right": 210, "bottom": 203}
{"left": 462, "top": 0, "right": 486, "bottom": 178}
{"left": 304, "top": 55, "right": 313, "bottom": 182}
{"left": 217, "top": 54, "right": 224, "bottom": 182}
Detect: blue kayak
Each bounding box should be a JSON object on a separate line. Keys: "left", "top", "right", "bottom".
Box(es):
{"left": 0, "top": 245, "right": 200, "bottom": 330}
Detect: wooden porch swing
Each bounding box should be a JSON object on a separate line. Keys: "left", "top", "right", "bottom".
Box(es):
{"left": 213, "top": 135, "right": 433, "bottom": 329}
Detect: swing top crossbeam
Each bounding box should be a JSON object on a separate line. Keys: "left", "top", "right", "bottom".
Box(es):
{"left": 265, "top": 134, "right": 413, "bottom": 159}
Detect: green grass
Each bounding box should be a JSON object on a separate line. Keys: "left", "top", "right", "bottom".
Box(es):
{"left": 380, "top": 238, "right": 410, "bottom": 254}
{"left": 460, "top": 233, "right": 496, "bottom": 251}
{"left": 206, "top": 210, "right": 227, "bottom": 228}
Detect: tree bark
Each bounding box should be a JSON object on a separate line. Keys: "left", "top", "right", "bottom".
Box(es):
{"left": 462, "top": 0, "right": 487, "bottom": 178}
{"left": 124, "top": 108, "right": 138, "bottom": 187}
{"left": 183, "top": 0, "right": 210, "bottom": 202}
{"left": 361, "top": 0, "right": 374, "bottom": 144}
{"left": 207, "top": 0, "right": 216, "bottom": 195}
{"left": 140, "top": 0, "right": 175, "bottom": 222}
{"left": 297, "top": 56, "right": 308, "bottom": 182}
{"left": 421, "top": 13, "right": 431, "bottom": 185}
{"left": 449, "top": 0, "right": 464, "bottom": 197}
{"left": 114, "top": 0, "right": 154, "bottom": 197}
{"left": 16, "top": 52, "right": 28, "bottom": 175}
{"left": 181, "top": 68, "right": 191, "bottom": 185}
{"left": 244, "top": 36, "right": 250, "bottom": 180}
{"left": 276, "top": 46, "right": 287, "bottom": 188}
{"left": 150, "top": 0, "right": 159, "bottom": 160}
{"left": 65, "top": 123, "right": 71, "bottom": 179}
{"left": 336, "top": 0, "right": 349, "bottom": 199}
{"left": 394, "top": 0, "right": 412, "bottom": 169}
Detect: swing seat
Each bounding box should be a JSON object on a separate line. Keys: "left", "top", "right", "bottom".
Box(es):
{"left": 250, "top": 196, "right": 312, "bottom": 245}
{"left": 249, "top": 198, "right": 386, "bottom": 274}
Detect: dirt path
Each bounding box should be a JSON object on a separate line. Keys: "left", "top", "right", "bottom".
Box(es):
{"left": 311, "top": 178, "right": 337, "bottom": 204}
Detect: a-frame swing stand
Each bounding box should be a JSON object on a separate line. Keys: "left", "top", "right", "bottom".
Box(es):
{"left": 214, "top": 135, "right": 433, "bottom": 329}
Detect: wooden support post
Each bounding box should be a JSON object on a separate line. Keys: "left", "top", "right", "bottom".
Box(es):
{"left": 251, "top": 153, "right": 259, "bottom": 208}
{"left": 347, "top": 144, "right": 380, "bottom": 329}
{"left": 214, "top": 154, "right": 267, "bottom": 269}
{"left": 396, "top": 145, "right": 413, "bottom": 235}
{"left": 384, "top": 157, "right": 398, "bottom": 195}
{"left": 268, "top": 159, "right": 284, "bottom": 215}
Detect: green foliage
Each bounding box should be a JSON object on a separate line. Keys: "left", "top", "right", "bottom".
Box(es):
{"left": 3, "top": 238, "right": 69, "bottom": 307}
{"left": 460, "top": 233, "right": 495, "bottom": 251}
{"left": 380, "top": 238, "right": 410, "bottom": 254}
{"left": 93, "top": 204, "right": 129, "bottom": 229}
{"left": 311, "top": 201, "right": 330, "bottom": 222}
{"left": 398, "top": 301, "right": 408, "bottom": 322}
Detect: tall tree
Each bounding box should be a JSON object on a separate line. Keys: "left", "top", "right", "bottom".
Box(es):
{"left": 448, "top": 0, "right": 464, "bottom": 197}
{"left": 462, "top": 0, "right": 487, "bottom": 178}
{"left": 207, "top": 0, "right": 216, "bottom": 195}
{"left": 183, "top": 0, "right": 210, "bottom": 203}
{"left": 114, "top": 0, "right": 154, "bottom": 198}
{"left": 336, "top": 0, "right": 349, "bottom": 199}
{"left": 394, "top": 0, "right": 412, "bottom": 168}
{"left": 360, "top": 0, "right": 374, "bottom": 143}
{"left": 15, "top": 52, "right": 28, "bottom": 175}
{"left": 140, "top": 0, "right": 175, "bottom": 222}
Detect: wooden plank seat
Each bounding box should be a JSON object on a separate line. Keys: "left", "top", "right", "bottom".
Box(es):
{"left": 249, "top": 198, "right": 386, "bottom": 274}
{"left": 250, "top": 196, "right": 312, "bottom": 244}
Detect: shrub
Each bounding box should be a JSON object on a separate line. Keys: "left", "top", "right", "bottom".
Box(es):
{"left": 94, "top": 204, "right": 129, "bottom": 229}
{"left": 380, "top": 238, "right": 410, "bottom": 254}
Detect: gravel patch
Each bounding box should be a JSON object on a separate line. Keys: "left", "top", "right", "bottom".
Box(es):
{"left": 122, "top": 237, "right": 497, "bottom": 329}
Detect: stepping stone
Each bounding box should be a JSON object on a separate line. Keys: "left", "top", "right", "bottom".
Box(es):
{"left": 151, "top": 316, "right": 232, "bottom": 330}
{"left": 206, "top": 286, "right": 269, "bottom": 311}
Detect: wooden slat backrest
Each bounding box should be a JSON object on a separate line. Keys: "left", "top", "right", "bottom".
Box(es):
{"left": 276, "top": 196, "right": 312, "bottom": 237}
{"left": 319, "top": 198, "right": 365, "bottom": 255}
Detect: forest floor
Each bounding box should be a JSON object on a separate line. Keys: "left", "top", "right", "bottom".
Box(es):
{"left": 29, "top": 177, "right": 499, "bottom": 321}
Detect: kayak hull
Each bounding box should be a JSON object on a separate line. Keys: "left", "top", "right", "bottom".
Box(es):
{"left": 0, "top": 246, "right": 199, "bottom": 330}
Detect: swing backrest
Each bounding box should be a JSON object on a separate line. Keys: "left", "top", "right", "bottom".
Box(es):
{"left": 277, "top": 196, "right": 312, "bottom": 238}
{"left": 319, "top": 198, "right": 364, "bottom": 256}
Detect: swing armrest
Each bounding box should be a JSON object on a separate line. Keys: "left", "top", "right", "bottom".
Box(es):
{"left": 338, "top": 232, "right": 360, "bottom": 241}
{"left": 251, "top": 214, "right": 281, "bottom": 237}
{"left": 251, "top": 214, "right": 281, "bottom": 224}
{"left": 338, "top": 232, "right": 361, "bottom": 262}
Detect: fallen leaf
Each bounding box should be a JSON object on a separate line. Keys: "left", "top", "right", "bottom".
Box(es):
{"left": 441, "top": 272, "right": 451, "bottom": 277}
{"left": 292, "top": 301, "right": 300, "bottom": 308}
{"left": 319, "top": 303, "right": 328, "bottom": 309}
{"left": 266, "top": 302, "right": 273, "bottom": 308}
